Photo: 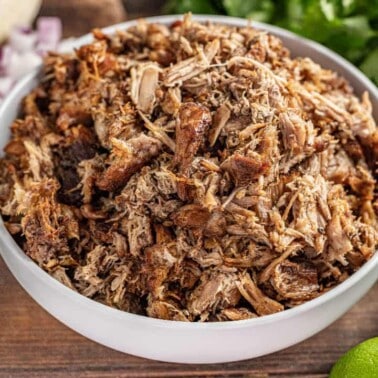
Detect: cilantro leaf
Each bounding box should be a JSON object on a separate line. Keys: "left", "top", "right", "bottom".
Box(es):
{"left": 360, "top": 48, "right": 378, "bottom": 84}
{"left": 164, "top": 0, "right": 217, "bottom": 14}
{"left": 222, "top": 0, "right": 274, "bottom": 22}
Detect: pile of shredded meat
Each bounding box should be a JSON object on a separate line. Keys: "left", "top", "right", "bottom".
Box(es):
{"left": 0, "top": 15, "right": 377, "bottom": 321}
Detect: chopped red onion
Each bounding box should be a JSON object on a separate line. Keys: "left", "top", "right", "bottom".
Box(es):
{"left": 37, "top": 17, "right": 62, "bottom": 48}
{"left": 0, "top": 17, "right": 62, "bottom": 102}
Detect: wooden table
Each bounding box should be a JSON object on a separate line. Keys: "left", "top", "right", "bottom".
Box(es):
{"left": 0, "top": 255, "right": 377, "bottom": 377}
{"left": 1, "top": 4, "right": 377, "bottom": 377}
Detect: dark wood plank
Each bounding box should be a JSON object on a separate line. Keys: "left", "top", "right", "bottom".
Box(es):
{"left": 0, "top": 256, "right": 377, "bottom": 377}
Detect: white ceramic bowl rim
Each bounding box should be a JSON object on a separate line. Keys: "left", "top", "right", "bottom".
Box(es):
{"left": 0, "top": 14, "right": 377, "bottom": 331}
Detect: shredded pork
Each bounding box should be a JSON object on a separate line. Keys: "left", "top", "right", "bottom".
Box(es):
{"left": 0, "top": 15, "right": 377, "bottom": 322}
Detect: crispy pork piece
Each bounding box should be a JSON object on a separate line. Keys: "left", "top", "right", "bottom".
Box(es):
{"left": 188, "top": 271, "right": 240, "bottom": 319}
{"left": 208, "top": 104, "right": 231, "bottom": 147}
{"left": 221, "top": 153, "right": 270, "bottom": 187}
{"left": 271, "top": 260, "right": 319, "bottom": 301}
{"left": 144, "top": 244, "right": 177, "bottom": 296}
{"left": 171, "top": 204, "right": 211, "bottom": 229}
{"left": 174, "top": 102, "right": 211, "bottom": 174}
{"left": 97, "top": 134, "right": 162, "bottom": 192}
{"left": 237, "top": 272, "right": 284, "bottom": 316}
{"left": 19, "top": 179, "right": 79, "bottom": 266}
{"left": 147, "top": 299, "right": 189, "bottom": 321}
{"left": 217, "top": 307, "right": 258, "bottom": 321}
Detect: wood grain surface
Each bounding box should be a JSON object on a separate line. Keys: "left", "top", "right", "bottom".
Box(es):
{"left": 0, "top": 4, "right": 377, "bottom": 377}
{"left": 0, "top": 256, "right": 377, "bottom": 377}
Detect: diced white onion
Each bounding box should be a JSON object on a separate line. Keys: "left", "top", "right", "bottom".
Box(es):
{"left": 36, "top": 41, "right": 57, "bottom": 55}
{"left": 9, "top": 27, "right": 37, "bottom": 53}
{"left": 0, "top": 76, "right": 13, "bottom": 97}
{"left": 0, "top": 45, "right": 12, "bottom": 75}
{"left": 7, "top": 50, "right": 42, "bottom": 80}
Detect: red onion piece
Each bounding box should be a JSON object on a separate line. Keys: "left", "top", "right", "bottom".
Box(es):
{"left": 37, "top": 17, "right": 62, "bottom": 48}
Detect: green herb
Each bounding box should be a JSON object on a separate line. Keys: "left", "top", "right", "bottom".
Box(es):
{"left": 360, "top": 49, "right": 378, "bottom": 84}
{"left": 164, "top": 0, "right": 378, "bottom": 84}
{"left": 223, "top": 0, "right": 274, "bottom": 23}
{"left": 164, "top": 0, "right": 218, "bottom": 14}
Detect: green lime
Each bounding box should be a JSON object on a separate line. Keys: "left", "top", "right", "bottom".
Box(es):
{"left": 329, "top": 337, "right": 378, "bottom": 378}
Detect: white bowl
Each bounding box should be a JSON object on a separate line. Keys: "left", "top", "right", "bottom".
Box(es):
{"left": 0, "top": 15, "right": 377, "bottom": 364}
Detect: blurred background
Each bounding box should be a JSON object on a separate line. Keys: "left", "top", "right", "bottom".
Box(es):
{"left": 37, "top": 0, "right": 164, "bottom": 36}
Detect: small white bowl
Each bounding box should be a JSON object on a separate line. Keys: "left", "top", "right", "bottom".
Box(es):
{"left": 0, "top": 15, "right": 377, "bottom": 364}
